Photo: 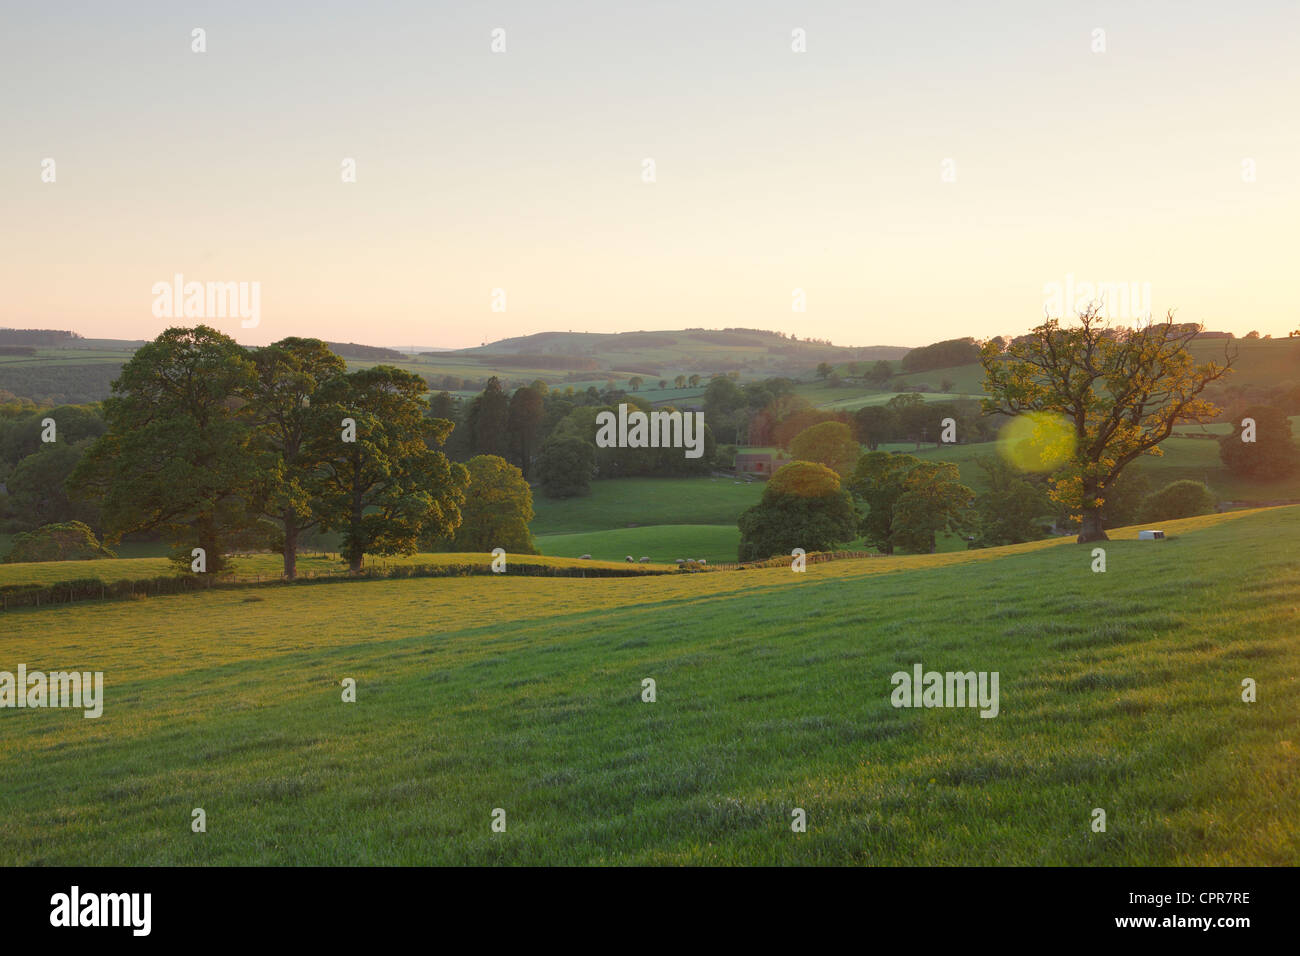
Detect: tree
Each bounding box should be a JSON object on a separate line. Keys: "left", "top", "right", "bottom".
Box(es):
{"left": 629, "top": 376, "right": 643, "bottom": 392}
{"left": 981, "top": 307, "right": 1232, "bottom": 542}
{"left": 506, "top": 385, "right": 545, "bottom": 477}
{"left": 674, "top": 375, "right": 686, "bottom": 389}
{"left": 68, "top": 326, "right": 262, "bottom": 572}
{"left": 308, "top": 366, "right": 468, "bottom": 572}
{"left": 0, "top": 403, "right": 105, "bottom": 466}
{"left": 466, "top": 376, "right": 510, "bottom": 457}
{"left": 969, "top": 456, "right": 1051, "bottom": 548}
{"left": 789, "top": 421, "right": 860, "bottom": 476}
{"left": 3, "top": 439, "right": 98, "bottom": 530}
{"left": 868, "top": 360, "right": 893, "bottom": 386}
{"left": 247, "top": 337, "right": 347, "bottom": 579}
{"left": 849, "top": 451, "right": 974, "bottom": 554}
{"left": 886, "top": 393, "right": 934, "bottom": 446}
{"left": 658, "top": 380, "right": 668, "bottom": 390}
{"left": 853, "top": 405, "right": 896, "bottom": 451}
{"left": 2, "top": 521, "right": 114, "bottom": 563}
{"left": 427, "top": 390, "right": 458, "bottom": 422}
{"left": 688, "top": 374, "right": 701, "bottom": 388}
{"left": 449, "top": 455, "right": 538, "bottom": 553}
{"left": 1098, "top": 464, "right": 1150, "bottom": 529}
{"left": 816, "top": 362, "right": 833, "bottom": 380}
{"left": 1137, "top": 480, "right": 1217, "bottom": 522}
{"left": 1218, "top": 404, "right": 1299, "bottom": 479}
{"left": 901, "top": 337, "right": 980, "bottom": 373}
{"left": 703, "top": 376, "right": 747, "bottom": 444}
{"left": 536, "top": 436, "right": 596, "bottom": 498}
{"left": 737, "top": 462, "right": 858, "bottom": 561}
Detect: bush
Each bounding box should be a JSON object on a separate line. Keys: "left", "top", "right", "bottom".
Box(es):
{"left": 2, "top": 521, "right": 115, "bottom": 563}
{"left": 737, "top": 462, "right": 858, "bottom": 561}
{"left": 1137, "top": 480, "right": 1217, "bottom": 523}
{"left": 1218, "top": 405, "right": 1300, "bottom": 479}
{"left": 536, "top": 436, "right": 596, "bottom": 498}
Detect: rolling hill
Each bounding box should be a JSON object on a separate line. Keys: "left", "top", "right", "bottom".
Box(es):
{"left": 1, "top": 506, "right": 1295, "bottom": 864}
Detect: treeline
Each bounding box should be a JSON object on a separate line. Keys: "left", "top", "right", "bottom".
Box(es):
{"left": 0, "top": 328, "right": 545, "bottom": 578}
{"left": 324, "top": 341, "right": 406, "bottom": 360}
{"left": 698, "top": 376, "right": 1000, "bottom": 448}
{"left": 0, "top": 329, "right": 83, "bottom": 346}
{"left": 432, "top": 377, "right": 718, "bottom": 498}
{"left": 899, "top": 337, "right": 981, "bottom": 373}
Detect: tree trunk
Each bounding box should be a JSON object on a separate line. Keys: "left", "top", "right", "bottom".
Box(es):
{"left": 283, "top": 509, "right": 298, "bottom": 580}
{"left": 197, "top": 514, "right": 222, "bottom": 573}
{"left": 1077, "top": 509, "right": 1108, "bottom": 543}
{"left": 348, "top": 499, "right": 364, "bottom": 573}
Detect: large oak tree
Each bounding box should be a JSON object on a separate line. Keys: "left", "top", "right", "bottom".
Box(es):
{"left": 307, "top": 366, "right": 467, "bottom": 572}
{"left": 68, "top": 326, "right": 261, "bottom": 571}
{"left": 246, "top": 337, "right": 347, "bottom": 579}
{"left": 981, "top": 307, "right": 1232, "bottom": 542}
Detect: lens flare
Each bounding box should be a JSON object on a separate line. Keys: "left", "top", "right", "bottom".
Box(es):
{"left": 997, "top": 412, "right": 1075, "bottom": 473}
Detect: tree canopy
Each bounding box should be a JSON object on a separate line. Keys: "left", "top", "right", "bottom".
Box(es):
{"left": 849, "top": 451, "right": 974, "bottom": 554}
{"left": 737, "top": 461, "right": 858, "bottom": 561}
{"left": 981, "top": 307, "right": 1231, "bottom": 542}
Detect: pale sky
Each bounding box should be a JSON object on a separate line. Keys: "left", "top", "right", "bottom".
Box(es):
{"left": 2, "top": 0, "right": 1297, "bottom": 348}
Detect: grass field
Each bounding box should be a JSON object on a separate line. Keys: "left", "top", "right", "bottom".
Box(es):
{"left": 530, "top": 476, "right": 763, "bottom": 535}
{"left": 0, "top": 550, "right": 660, "bottom": 589}
{"left": 814, "top": 390, "right": 985, "bottom": 411}
{"left": 536, "top": 525, "right": 740, "bottom": 564}
{"left": 0, "top": 506, "right": 1295, "bottom": 864}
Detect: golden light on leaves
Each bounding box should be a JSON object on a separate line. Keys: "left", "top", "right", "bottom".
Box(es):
{"left": 997, "top": 412, "right": 1076, "bottom": 473}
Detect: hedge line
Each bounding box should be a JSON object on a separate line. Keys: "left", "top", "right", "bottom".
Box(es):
{"left": 0, "top": 560, "right": 672, "bottom": 611}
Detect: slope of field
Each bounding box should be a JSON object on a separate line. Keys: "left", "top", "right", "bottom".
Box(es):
{"left": 460, "top": 329, "right": 909, "bottom": 369}
{"left": 1188, "top": 336, "right": 1299, "bottom": 386}
{"left": 890, "top": 363, "right": 987, "bottom": 394}
{"left": 0, "top": 507, "right": 1296, "bottom": 865}
{"left": 530, "top": 476, "right": 762, "bottom": 535}
{"left": 813, "top": 390, "right": 984, "bottom": 411}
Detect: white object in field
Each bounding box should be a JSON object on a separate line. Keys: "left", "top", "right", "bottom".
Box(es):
{"left": 1138, "top": 530, "right": 1166, "bottom": 540}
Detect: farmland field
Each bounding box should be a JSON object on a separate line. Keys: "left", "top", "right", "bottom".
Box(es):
{"left": 530, "top": 476, "right": 763, "bottom": 535}
{"left": 1, "top": 506, "right": 1295, "bottom": 865}
{"left": 536, "top": 525, "right": 740, "bottom": 564}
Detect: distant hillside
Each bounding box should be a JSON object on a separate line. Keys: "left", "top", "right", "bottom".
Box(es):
{"left": 447, "top": 328, "right": 909, "bottom": 377}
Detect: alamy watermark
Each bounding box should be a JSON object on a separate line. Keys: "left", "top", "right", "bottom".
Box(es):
{"left": 50, "top": 886, "right": 150, "bottom": 936}
{"left": 1043, "top": 273, "right": 1151, "bottom": 322}
{"left": 151, "top": 273, "right": 260, "bottom": 328}
{"left": 890, "top": 662, "right": 999, "bottom": 718}
{"left": 0, "top": 665, "right": 103, "bottom": 718}
{"left": 595, "top": 404, "right": 706, "bottom": 459}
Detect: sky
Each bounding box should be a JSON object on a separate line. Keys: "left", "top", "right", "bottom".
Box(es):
{"left": 2, "top": 0, "right": 1297, "bottom": 349}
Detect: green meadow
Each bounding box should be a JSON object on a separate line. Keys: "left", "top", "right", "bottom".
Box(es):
{"left": 536, "top": 525, "right": 740, "bottom": 564}
{"left": 1, "top": 507, "right": 1296, "bottom": 865}
{"left": 530, "top": 476, "right": 763, "bottom": 535}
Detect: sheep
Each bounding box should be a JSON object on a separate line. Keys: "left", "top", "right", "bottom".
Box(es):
{"left": 625, "top": 555, "right": 635, "bottom": 562}
{"left": 579, "top": 554, "right": 592, "bottom": 560}
{"left": 638, "top": 556, "right": 650, "bottom": 563}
